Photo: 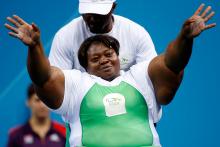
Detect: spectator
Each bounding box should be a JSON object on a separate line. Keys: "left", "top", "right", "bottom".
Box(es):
{"left": 7, "top": 84, "right": 66, "bottom": 147}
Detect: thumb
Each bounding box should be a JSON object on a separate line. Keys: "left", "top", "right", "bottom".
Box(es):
{"left": 32, "top": 23, "right": 40, "bottom": 33}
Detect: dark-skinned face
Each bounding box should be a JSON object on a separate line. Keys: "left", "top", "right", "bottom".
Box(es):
{"left": 86, "top": 43, "right": 120, "bottom": 81}
{"left": 82, "top": 13, "right": 113, "bottom": 34}
{"left": 82, "top": 3, "right": 116, "bottom": 33}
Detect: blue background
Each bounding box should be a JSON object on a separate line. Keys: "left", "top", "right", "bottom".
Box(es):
{"left": 0, "top": 0, "right": 219, "bottom": 146}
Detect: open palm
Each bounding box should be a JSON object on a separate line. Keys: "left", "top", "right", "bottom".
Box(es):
{"left": 182, "top": 4, "right": 216, "bottom": 39}
{"left": 5, "top": 15, "right": 40, "bottom": 47}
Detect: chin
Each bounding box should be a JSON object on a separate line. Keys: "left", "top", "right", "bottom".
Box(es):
{"left": 102, "top": 74, "right": 116, "bottom": 81}
{"left": 37, "top": 115, "right": 49, "bottom": 120}
{"left": 37, "top": 112, "right": 49, "bottom": 118}
{"left": 89, "top": 27, "right": 104, "bottom": 34}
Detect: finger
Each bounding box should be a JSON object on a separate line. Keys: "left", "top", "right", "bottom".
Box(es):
{"left": 13, "top": 15, "right": 27, "bottom": 25}
{"left": 194, "top": 3, "right": 205, "bottom": 15}
{"left": 204, "top": 11, "right": 215, "bottom": 22}
{"left": 204, "top": 23, "right": 216, "bottom": 30}
{"left": 8, "top": 32, "right": 20, "bottom": 39}
{"left": 4, "top": 23, "right": 19, "bottom": 33}
{"left": 6, "top": 17, "right": 21, "bottom": 27}
{"left": 201, "top": 6, "right": 211, "bottom": 18}
{"left": 32, "top": 23, "right": 40, "bottom": 32}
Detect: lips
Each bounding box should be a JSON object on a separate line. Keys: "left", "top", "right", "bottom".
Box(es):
{"left": 100, "top": 65, "right": 113, "bottom": 72}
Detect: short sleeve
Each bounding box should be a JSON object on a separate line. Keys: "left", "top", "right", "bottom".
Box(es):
{"left": 129, "top": 61, "right": 162, "bottom": 123}
{"left": 7, "top": 128, "right": 19, "bottom": 147}
{"left": 52, "top": 70, "right": 83, "bottom": 122}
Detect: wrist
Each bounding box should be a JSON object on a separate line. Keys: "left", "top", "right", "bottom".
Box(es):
{"left": 29, "top": 39, "right": 42, "bottom": 49}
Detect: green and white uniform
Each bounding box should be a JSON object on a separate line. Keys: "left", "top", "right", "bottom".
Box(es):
{"left": 53, "top": 61, "right": 162, "bottom": 147}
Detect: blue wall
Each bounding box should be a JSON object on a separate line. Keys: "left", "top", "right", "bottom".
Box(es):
{"left": 0, "top": 0, "right": 219, "bottom": 146}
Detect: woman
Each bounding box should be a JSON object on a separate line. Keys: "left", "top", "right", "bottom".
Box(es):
{"left": 5, "top": 4, "right": 215, "bottom": 146}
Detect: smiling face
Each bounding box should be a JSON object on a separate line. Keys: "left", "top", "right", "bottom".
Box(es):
{"left": 87, "top": 43, "right": 120, "bottom": 81}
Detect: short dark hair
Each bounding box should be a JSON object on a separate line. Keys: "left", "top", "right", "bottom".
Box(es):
{"left": 27, "top": 83, "right": 35, "bottom": 100}
{"left": 78, "top": 35, "right": 120, "bottom": 69}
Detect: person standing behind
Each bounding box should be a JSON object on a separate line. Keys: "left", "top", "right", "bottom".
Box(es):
{"left": 49, "top": 0, "right": 157, "bottom": 71}
{"left": 7, "top": 84, "right": 66, "bottom": 147}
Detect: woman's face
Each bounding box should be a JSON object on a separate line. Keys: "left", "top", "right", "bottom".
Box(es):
{"left": 86, "top": 43, "right": 120, "bottom": 81}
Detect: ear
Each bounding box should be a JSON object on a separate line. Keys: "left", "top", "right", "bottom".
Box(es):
{"left": 113, "top": 2, "right": 117, "bottom": 9}
{"left": 111, "top": 2, "right": 117, "bottom": 13}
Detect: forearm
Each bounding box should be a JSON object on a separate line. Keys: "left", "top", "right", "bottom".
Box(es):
{"left": 164, "top": 32, "right": 193, "bottom": 74}
{"left": 149, "top": 4, "right": 216, "bottom": 105}
{"left": 27, "top": 42, "right": 51, "bottom": 87}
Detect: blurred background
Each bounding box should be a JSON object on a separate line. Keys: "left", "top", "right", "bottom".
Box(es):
{"left": 0, "top": 0, "right": 219, "bottom": 146}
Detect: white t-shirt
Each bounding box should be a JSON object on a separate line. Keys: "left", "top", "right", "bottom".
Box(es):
{"left": 53, "top": 61, "right": 162, "bottom": 147}
{"left": 49, "top": 15, "right": 157, "bottom": 71}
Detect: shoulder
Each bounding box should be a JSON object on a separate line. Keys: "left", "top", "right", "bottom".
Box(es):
{"left": 51, "top": 121, "right": 66, "bottom": 137}
{"left": 123, "top": 61, "right": 150, "bottom": 86}
{"left": 55, "top": 16, "right": 84, "bottom": 37}
{"left": 63, "top": 70, "right": 94, "bottom": 92}
{"left": 8, "top": 124, "right": 26, "bottom": 138}
{"left": 114, "top": 14, "right": 146, "bottom": 30}
{"left": 113, "top": 15, "right": 151, "bottom": 42}
{"left": 63, "top": 70, "right": 91, "bottom": 81}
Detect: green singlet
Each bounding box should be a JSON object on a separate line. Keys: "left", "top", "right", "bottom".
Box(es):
{"left": 79, "top": 82, "right": 155, "bottom": 147}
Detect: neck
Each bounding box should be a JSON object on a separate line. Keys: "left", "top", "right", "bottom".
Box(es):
{"left": 29, "top": 116, "right": 51, "bottom": 139}
{"left": 30, "top": 116, "right": 50, "bottom": 126}
{"left": 103, "top": 72, "right": 120, "bottom": 82}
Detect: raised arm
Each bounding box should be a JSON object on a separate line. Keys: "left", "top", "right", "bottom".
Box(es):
{"left": 149, "top": 4, "right": 216, "bottom": 105}
{"left": 5, "top": 15, "right": 64, "bottom": 109}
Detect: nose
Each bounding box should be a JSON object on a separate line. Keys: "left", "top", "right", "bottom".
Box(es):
{"left": 99, "top": 56, "right": 109, "bottom": 65}
{"left": 89, "top": 16, "right": 95, "bottom": 23}
{"left": 84, "top": 14, "right": 96, "bottom": 23}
